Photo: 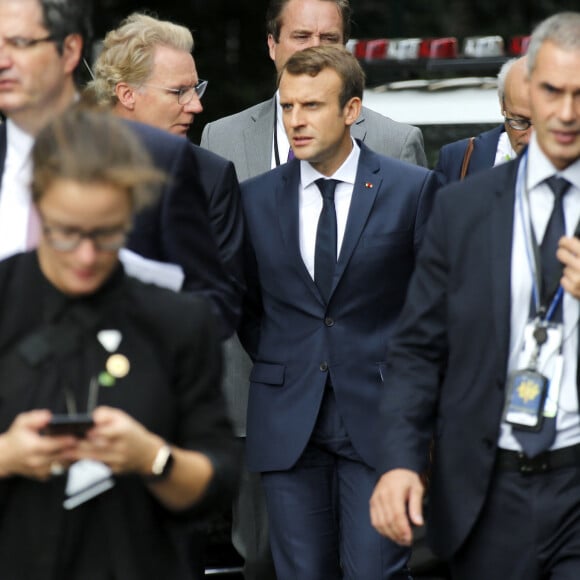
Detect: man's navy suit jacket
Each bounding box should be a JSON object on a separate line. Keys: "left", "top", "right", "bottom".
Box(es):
{"left": 239, "top": 142, "right": 439, "bottom": 473}
{"left": 434, "top": 124, "right": 504, "bottom": 185}
{"left": 378, "top": 157, "right": 547, "bottom": 559}
{"left": 122, "top": 121, "right": 243, "bottom": 339}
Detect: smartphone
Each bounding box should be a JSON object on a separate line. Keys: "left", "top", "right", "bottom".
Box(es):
{"left": 42, "top": 414, "right": 94, "bottom": 438}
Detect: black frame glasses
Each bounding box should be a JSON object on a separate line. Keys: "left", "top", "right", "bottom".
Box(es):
{"left": 41, "top": 222, "right": 130, "bottom": 252}
{"left": 503, "top": 112, "right": 533, "bottom": 131}
{"left": 1, "top": 35, "right": 57, "bottom": 49}
{"left": 141, "top": 79, "right": 209, "bottom": 105}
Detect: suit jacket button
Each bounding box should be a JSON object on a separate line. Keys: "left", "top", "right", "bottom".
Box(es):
{"left": 324, "top": 317, "right": 334, "bottom": 327}
{"left": 320, "top": 362, "right": 328, "bottom": 372}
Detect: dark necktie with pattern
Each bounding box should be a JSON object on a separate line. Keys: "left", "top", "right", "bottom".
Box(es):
{"left": 314, "top": 178, "right": 339, "bottom": 303}
{"left": 515, "top": 176, "right": 571, "bottom": 457}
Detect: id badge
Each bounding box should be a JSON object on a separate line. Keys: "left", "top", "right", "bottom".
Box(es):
{"left": 504, "top": 369, "right": 548, "bottom": 430}
{"left": 503, "top": 321, "right": 563, "bottom": 431}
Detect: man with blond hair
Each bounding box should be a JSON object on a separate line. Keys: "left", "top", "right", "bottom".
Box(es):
{"left": 88, "top": 13, "right": 244, "bottom": 332}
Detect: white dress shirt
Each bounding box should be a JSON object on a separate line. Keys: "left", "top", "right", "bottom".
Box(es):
{"left": 0, "top": 120, "right": 35, "bottom": 261}
{"left": 298, "top": 139, "right": 360, "bottom": 279}
{"left": 493, "top": 130, "right": 517, "bottom": 166}
{"left": 499, "top": 133, "right": 580, "bottom": 451}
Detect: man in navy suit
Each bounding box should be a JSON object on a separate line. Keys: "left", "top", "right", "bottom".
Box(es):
{"left": 371, "top": 12, "right": 580, "bottom": 579}
{"left": 434, "top": 56, "right": 532, "bottom": 184}
{"left": 240, "top": 45, "right": 439, "bottom": 579}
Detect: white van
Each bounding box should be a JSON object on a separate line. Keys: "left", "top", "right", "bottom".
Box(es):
{"left": 363, "top": 77, "right": 503, "bottom": 167}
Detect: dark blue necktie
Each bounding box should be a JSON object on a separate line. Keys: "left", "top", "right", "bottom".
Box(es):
{"left": 314, "top": 179, "right": 339, "bottom": 303}
{"left": 516, "top": 176, "right": 571, "bottom": 457}
{"left": 540, "top": 176, "right": 571, "bottom": 319}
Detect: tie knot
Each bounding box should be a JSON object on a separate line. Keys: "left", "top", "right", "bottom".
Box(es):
{"left": 315, "top": 178, "right": 339, "bottom": 201}
{"left": 545, "top": 176, "right": 571, "bottom": 200}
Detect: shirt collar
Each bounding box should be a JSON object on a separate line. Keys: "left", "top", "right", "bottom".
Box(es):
{"left": 6, "top": 119, "right": 35, "bottom": 168}
{"left": 496, "top": 130, "right": 517, "bottom": 164}
{"left": 300, "top": 138, "right": 361, "bottom": 190}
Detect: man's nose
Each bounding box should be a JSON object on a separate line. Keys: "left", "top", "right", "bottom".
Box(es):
{"left": 183, "top": 95, "right": 203, "bottom": 115}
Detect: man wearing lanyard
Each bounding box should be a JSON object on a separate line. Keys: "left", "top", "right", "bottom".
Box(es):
{"left": 370, "top": 11, "right": 580, "bottom": 579}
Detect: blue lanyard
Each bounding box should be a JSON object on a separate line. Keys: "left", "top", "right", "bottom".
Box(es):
{"left": 516, "top": 153, "right": 564, "bottom": 323}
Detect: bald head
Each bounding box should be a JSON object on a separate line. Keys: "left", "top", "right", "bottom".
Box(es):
{"left": 502, "top": 56, "right": 532, "bottom": 155}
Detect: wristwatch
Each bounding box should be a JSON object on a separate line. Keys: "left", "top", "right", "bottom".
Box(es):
{"left": 147, "top": 443, "right": 174, "bottom": 481}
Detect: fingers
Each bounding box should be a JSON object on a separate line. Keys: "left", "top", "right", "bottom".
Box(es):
{"left": 13, "top": 409, "right": 52, "bottom": 431}
{"left": 73, "top": 407, "right": 156, "bottom": 475}
{"left": 407, "top": 484, "right": 425, "bottom": 527}
{"left": 369, "top": 469, "right": 424, "bottom": 546}
{"left": 558, "top": 237, "right": 580, "bottom": 299}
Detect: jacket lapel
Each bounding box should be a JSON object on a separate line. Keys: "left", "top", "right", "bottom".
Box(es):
{"left": 490, "top": 158, "right": 520, "bottom": 369}
{"left": 332, "top": 145, "right": 380, "bottom": 295}
{"left": 350, "top": 109, "right": 367, "bottom": 142}
{"left": 0, "top": 123, "right": 7, "bottom": 178}
{"left": 275, "top": 162, "right": 323, "bottom": 304}
{"left": 245, "top": 98, "right": 276, "bottom": 178}
{"left": 468, "top": 125, "right": 504, "bottom": 174}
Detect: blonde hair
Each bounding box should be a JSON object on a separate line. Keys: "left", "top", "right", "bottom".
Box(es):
{"left": 87, "top": 12, "right": 194, "bottom": 106}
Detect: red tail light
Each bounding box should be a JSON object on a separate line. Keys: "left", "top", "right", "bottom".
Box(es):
{"left": 419, "top": 37, "right": 458, "bottom": 59}
{"left": 508, "top": 35, "right": 531, "bottom": 56}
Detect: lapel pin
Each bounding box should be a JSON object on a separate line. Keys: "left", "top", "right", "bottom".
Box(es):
{"left": 98, "top": 371, "right": 116, "bottom": 387}
{"left": 365, "top": 182, "right": 373, "bottom": 189}
{"left": 97, "top": 329, "right": 122, "bottom": 353}
{"left": 106, "top": 354, "right": 131, "bottom": 379}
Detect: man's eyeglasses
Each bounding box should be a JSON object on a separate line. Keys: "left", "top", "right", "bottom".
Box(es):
{"left": 503, "top": 113, "right": 533, "bottom": 132}
{"left": 1, "top": 35, "right": 57, "bottom": 50}
{"left": 141, "top": 79, "right": 209, "bottom": 105}
{"left": 42, "top": 223, "right": 130, "bottom": 252}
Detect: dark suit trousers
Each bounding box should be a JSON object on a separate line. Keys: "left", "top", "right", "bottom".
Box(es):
{"left": 450, "top": 463, "right": 580, "bottom": 579}
{"left": 261, "top": 387, "right": 410, "bottom": 580}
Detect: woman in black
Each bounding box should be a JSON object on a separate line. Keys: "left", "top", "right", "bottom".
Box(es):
{"left": 0, "top": 108, "right": 238, "bottom": 579}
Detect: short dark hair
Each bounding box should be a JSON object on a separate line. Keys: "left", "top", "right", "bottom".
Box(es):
{"left": 39, "top": 0, "right": 94, "bottom": 85}
{"left": 279, "top": 45, "right": 364, "bottom": 108}
{"left": 266, "top": 0, "right": 351, "bottom": 43}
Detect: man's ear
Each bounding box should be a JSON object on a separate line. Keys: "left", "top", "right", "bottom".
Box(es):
{"left": 267, "top": 34, "right": 277, "bottom": 62}
{"left": 344, "top": 97, "right": 362, "bottom": 126}
{"left": 115, "top": 83, "right": 137, "bottom": 111}
{"left": 62, "top": 33, "right": 83, "bottom": 75}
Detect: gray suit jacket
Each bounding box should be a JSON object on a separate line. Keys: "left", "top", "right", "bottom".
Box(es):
{"left": 200, "top": 96, "right": 427, "bottom": 435}
{"left": 201, "top": 96, "right": 427, "bottom": 181}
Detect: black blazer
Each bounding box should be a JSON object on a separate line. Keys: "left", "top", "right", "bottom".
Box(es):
{"left": 0, "top": 251, "right": 239, "bottom": 579}
{"left": 378, "top": 159, "right": 527, "bottom": 559}
{"left": 123, "top": 121, "right": 244, "bottom": 339}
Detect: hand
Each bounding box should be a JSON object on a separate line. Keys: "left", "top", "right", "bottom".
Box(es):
{"left": 0, "top": 410, "right": 78, "bottom": 480}
{"left": 369, "top": 468, "right": 424, "bottom": 546}
{"left": 71, "top": 406, "right": 162, "bottom": 476}
{"left": 558, "top": 236, "right": 580, "bottom": 299}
